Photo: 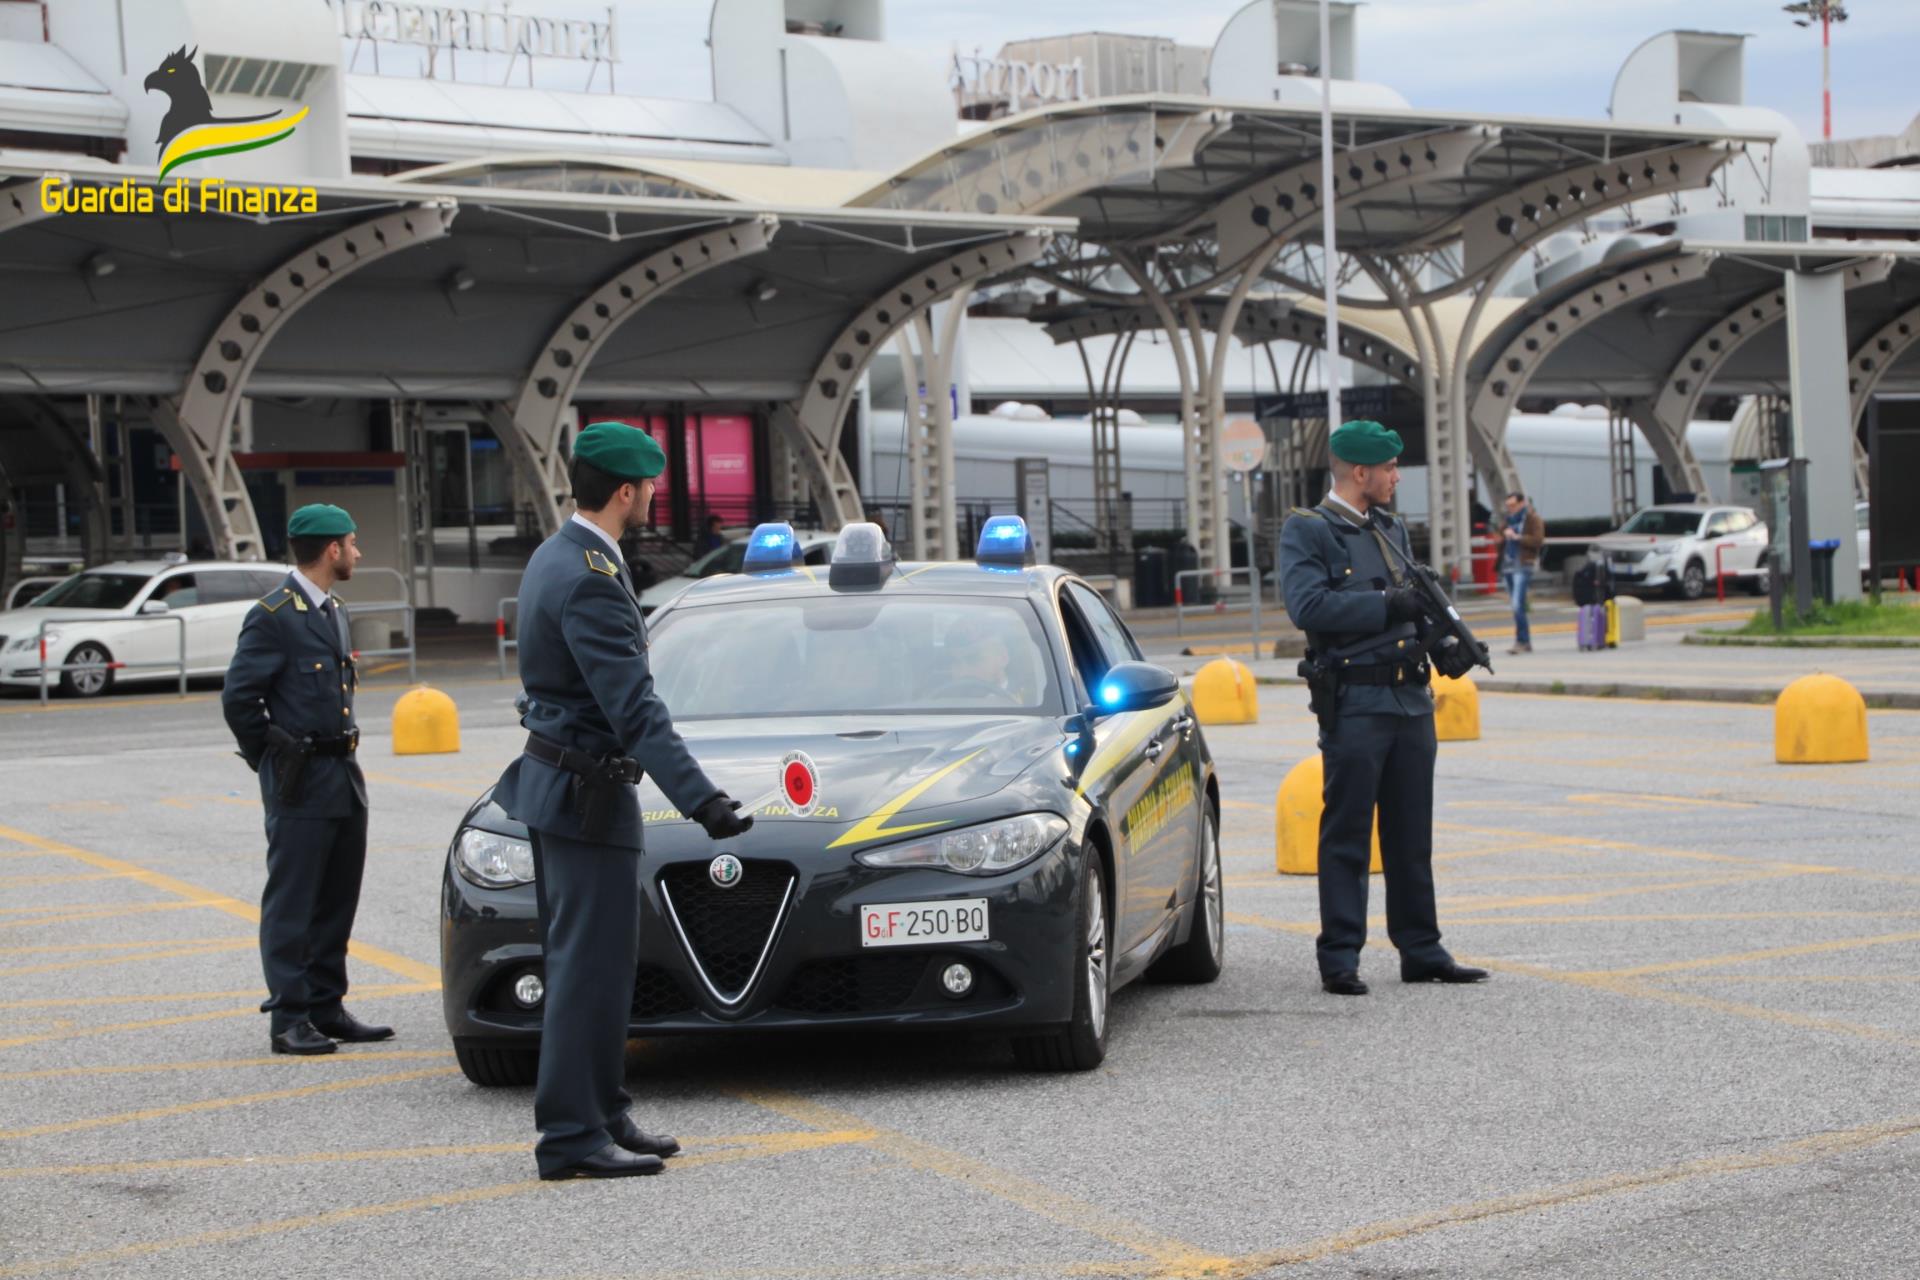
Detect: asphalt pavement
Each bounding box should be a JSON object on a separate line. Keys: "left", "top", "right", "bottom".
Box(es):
{"left": 1, "top": 664, "right": 1918, "bottom": 1278}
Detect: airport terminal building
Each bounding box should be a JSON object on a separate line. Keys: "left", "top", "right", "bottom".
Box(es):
{"left": 3, "top": 0, "right": 1919, "bottom": 616}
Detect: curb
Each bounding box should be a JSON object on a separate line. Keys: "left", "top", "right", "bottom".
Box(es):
{"left": 1246, "top": 673, "right": 1920, "bottom": 710}
{"left": 1683, "top": 632, "right": 1920, "bottom": 649}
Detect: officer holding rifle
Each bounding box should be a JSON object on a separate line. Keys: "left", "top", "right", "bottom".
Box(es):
{"left": 1279, "top": 420, "right": 1491, "bottom": 997}
{"left": 223, "top": 504, "right": 391, "bottom": 1055}
{"left": 493, "top": 421, "right": 752, "bottom": 1182}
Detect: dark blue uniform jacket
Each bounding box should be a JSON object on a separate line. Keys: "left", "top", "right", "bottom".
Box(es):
{"left": 222, "top": 574, "right": 368, "bottom": 818}
{"left": 492, "top": 520, "right": 720, "bottom": 850}
{"left": 1280, "top": 503, "right": 1435, "bottom": 717}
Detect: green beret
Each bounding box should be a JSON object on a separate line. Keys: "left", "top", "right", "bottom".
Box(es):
{"left": 1329, "top": 419, "right": 1404, "bottom": 466}
{"left": 575, "top": 420, "right": 666, "bottom": 481}
{"left": 287, "top": 503, "right": 356, "bottom": 539}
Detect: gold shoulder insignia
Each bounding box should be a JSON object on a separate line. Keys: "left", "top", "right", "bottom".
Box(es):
{"left": 258, "top": 587, "right": 295, "bottom": 613}
{"left": 584, "top": 549, "right": 620, "bottom": 577}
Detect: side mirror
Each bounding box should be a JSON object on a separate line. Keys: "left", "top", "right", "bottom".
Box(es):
{"left": 1092, "top": 661, "right": 1180, "bottom": 716}
{"left": 140, "top": 599, "right": 170, "bottom": 615}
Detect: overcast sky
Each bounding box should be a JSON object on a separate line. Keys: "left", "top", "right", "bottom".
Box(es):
{"left": 381, "top": 1, "right": 1920, "bottom": 141}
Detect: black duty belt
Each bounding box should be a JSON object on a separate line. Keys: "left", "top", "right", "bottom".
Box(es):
{"left": 309, "top": 730, "right": 359, "bottom": 757}
{"left": 523, "top": 733, "right": 641, "bottom": 785}
{"left": 1337, "top": 660, "right": 1431, "bottom": 687}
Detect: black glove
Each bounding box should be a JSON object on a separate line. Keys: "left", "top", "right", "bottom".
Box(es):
{"left": 693, "top": 794, "right": 754, "bottom": 840}
{"left": 1384, "top": 586, "right": 1426, "bottom": 624}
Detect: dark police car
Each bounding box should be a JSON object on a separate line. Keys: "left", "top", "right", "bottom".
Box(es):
{"left": 441, "top": 517, "right": 1223, "bottom": 1085}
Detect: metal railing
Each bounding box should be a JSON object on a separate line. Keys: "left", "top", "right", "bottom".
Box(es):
{"left": 496, "top": 596, "right": 518, "bottom": 679}
{"left": 34, "top": 614, "right": 187, "bottom": 706}
{"left": 1174, "top": 566, "right": 1266, "bottom": 660}
{"left": 337, "top": 567, "right": 417, "bottom": 683}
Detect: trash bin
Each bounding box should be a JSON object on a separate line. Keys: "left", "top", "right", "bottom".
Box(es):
{"left": 1175, "top": 541, "right": 1202, "bottom": 604}
{"left": 1808, "top": 539, "right": 1840, "bottom": 606}
{"left": 1132, "top": 546, "right": 1170, "bottom": 608}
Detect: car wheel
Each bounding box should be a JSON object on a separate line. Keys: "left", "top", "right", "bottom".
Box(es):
{"left": 1148, "top": 798, "right": 1224, "bottom": 984}
{"left": 1680, "top": 560, "right": 1707, "bottom": 601}
{"left": 1012, "top": 853, "right": 1109, "bottom": 1072}
{"left": 454, "top": 1041, "right": 539, "bottom": 1087}
{"left": 60, "top": 641, "right": 114, "bottom": 698}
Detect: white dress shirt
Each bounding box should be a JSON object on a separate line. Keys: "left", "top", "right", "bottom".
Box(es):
{"left": 289, "top": 567, "right": 331, "bottom": 609}
{"left": 569, "top": 512, "right": 624, "bottom": 560}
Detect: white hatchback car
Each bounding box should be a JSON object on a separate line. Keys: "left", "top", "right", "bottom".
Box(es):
{"left": 0, "top": 558, "right": 288, "bottom": 697}
{"left": 1588, "top": 504, "right": 1770, "bottom": 600}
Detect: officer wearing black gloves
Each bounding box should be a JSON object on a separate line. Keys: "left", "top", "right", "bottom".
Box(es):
{"left": 223, "top": 504, "right": 392, "bottom": 1055}
{"left": 1279, "top": 420, "right": 1488, "bottom": 997}
{"left": 492, "top": 421, "right": 752, "bottom": 1182}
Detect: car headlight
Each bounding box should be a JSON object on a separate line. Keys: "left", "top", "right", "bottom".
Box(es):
{"left": 7, "top": 632, "right": 49, "bottom": 652}
{"left": 856, "top": 813, "right": 1068, "bottom": 877}
{"left": 454, "top": 828, "right": 535, "bottom": 888}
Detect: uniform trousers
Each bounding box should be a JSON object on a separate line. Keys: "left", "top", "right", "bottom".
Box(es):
{"left": 528, "top": 828, "right": 641, "bottom": 1176}
{"left": 260, "top": 807, "right": 368, "bottom": 1033}
{"left": 1315, "top": 712, "right": 1448, "bottom": 977}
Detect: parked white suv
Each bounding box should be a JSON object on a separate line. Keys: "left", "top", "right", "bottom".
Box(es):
{"left": 0, "top": 558, "right": 286, "bottom": 697}
{"left": 1588, "top": 504, "right": 1769, "bottom": 601}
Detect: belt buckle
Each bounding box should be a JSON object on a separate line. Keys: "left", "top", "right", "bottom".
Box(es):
{"left": 1394, "top": 666, "right": 1403, "bottom": 685}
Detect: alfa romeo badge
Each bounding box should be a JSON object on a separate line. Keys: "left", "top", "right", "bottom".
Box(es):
{"left": 780, "top": 750, "right": 820, "bottom": 816}
{"left": 709, "top": 853, "right": 743, "bottom": 889}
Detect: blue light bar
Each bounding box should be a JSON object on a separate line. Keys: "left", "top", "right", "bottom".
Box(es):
{"left": 975, "top": 515, "right": 1033, "bottom": 567}
{"left": 741, "top": 522, "right": 797, "bottom": 572}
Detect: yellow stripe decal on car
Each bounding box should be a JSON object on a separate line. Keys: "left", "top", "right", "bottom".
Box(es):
{"left": 1074, "top": 696, "right": 1185, "bottom": 798}
{"left": 826, "top": 750, "right": 985, "bottom": 850}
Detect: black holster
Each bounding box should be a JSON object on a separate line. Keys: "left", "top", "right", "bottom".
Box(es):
{"left": 524, "top": 734, "right": 641, "bottom": 843}
{"left": 1297, "top": 653, "right": 1340, "bottom": 740}
{"left": 265, "top": 725, "right": 314, "bottom": 806}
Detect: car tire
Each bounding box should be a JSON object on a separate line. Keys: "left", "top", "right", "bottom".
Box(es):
{"left": 1012, "top": 853, "right": 1109, "bottom": 1072}
{"left": 1679, "top": 559, "right": 1707, "bottom": 601}
{"left": 59, "top": 641, "right": 114, "bottom": 698}
{"left": 454, "top": 1041, "right": 539, "bottom": 1087}
{"left": 1148, "top": 798, "right": 1224, "bottom": 984}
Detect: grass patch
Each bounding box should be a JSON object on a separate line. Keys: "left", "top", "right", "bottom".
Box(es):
{"left": 1735, "top": 599, "right": 1920, "bottom": 637}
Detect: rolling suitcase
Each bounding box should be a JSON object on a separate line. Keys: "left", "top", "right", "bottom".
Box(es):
{"left": 1578, "top": 603, "right": 1608, "bottom": 651}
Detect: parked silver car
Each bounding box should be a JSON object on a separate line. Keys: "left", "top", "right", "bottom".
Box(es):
{"left": 1588, "top": 504, "right": 1769, "bottom": 601}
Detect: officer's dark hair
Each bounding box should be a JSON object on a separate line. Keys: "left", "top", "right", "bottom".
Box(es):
{"left": 569, "top": 456, "right": 632, "bottom": 512}
{"left": 289, "top": 535, "right": 342, "bottom": 568}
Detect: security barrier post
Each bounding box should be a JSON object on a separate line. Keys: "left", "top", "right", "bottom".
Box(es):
{"left": 336, "top": 567, "right": 417, "bottom": 684}
{"left": 497, "top": 596, "right": 519, "bottom": 679}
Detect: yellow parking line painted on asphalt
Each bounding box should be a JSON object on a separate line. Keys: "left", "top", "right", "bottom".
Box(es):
{"left": 1434, "top": 819, "right": 1920, "bottom": 888}
{"left": 1448, "top": 910, "right": 1920, "bottom": 927}
{"left": 0, "top": 1065, "right": 461, "bottom": 1143}
{"left": 1564, "top": 792, "right": 1755, "bottom": 811}
{"left": 0, "top": 901, "right": 222, "bottom": 932}
{"left": 0, "top": 980, "right": 434, "bottom": 1012}
{"left": 157, "top": 795, "right": 255, "bottom": 811}
{"left": 0, "top": 1049, "right": 455, "bottom": 1084}
{"left": 1578, "top": 929, "right": 1920, "bottom": 980}
{"left": 0, "top": 822, "right": 440, "bottom": 986}
{"left": 739, "top": 1087, "right": 1234, "bottom": 1275}
{"left": 1225, "top": 909, "right": 1317, "bottom": 938}
{"left": 1220, "top": 798, "right": 1267, "bottom": 813}
{"left": 0, "top": 871, "right": 140, "bottom": 889}
{"left": 0, "top": 939, "right": 254, "bottom": 979}
{"left": 364, "top": 660, "right": 407, "bottom": 676}
{"left": 1667, "top": 973, "right": 1920, "bottom": 984}
{"left": 0, "top": 935, "right": 243, "bottom": 956}
{"left": 1442, "top": 869, "right": 1823, "bottom": 916}
{"left": 0, "top": 1006, "right": 257, "bottom": 1052}
{"left": 0, "top": 1129, "right": 876, "bottom": 1277}
{"left": 1205, "top": 1111, "right": 1920, "bottom": 1278}
{"left": 358, "top": 768, "right": 495, "bottom": 796}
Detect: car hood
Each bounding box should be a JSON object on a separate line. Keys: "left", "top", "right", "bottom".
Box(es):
{"left": 467, "top": 714, "right": 1072, "bottom": 847}
{"left": 636, "top": 574, "right": 697, "bottom": 609}
{"left": 0, "top": 606, "right": 115, "bottom": 636}
{"left": 1590, "top": 534, "right": 1679, "bottom": 550}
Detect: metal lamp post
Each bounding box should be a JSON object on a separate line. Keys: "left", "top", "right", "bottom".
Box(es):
{"left": 1783, "top": 2, "right": 1850, "bottom": 140}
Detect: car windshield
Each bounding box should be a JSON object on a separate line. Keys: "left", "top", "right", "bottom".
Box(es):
{"left": 650, "top": 595, "right": 1062, "bottom": 717}
{"left": 26, "top": 572, "right": 151, "bottom": 611}
{"left": 1619, "top": 510, "right": 1703, "bottom": 537}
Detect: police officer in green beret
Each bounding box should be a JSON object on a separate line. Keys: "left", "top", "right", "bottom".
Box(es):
{"left": 1279, "top": 421, "right": 1488, "bottom": 996}
{"left": 492, "top": 421, "right": 753, "bottom": 1181}
{"left": 223, "top": 504, "right": 392, "bottom": 1054}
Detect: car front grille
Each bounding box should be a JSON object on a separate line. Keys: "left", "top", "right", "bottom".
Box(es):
{"left": 775, "top": 956, "right": 930, "bottom": 1015}
{"left": 658, "top": 859, "right": 796, "bottom": 1004}
{"left": 630, "top": 963, "right": 696, "bottom": 1019}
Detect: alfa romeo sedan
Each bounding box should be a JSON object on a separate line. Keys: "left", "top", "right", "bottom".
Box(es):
{"left": 441, "top": 518, "right": 1225, "bottom": 1085}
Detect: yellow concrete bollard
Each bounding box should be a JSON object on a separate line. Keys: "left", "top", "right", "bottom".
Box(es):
{"left": 1432, "top": 673, "right": 1481, "bottom": 742}
{"left": 1191, "top": 657, "right": 1258, "bottom": 725}
{"left": 393, "top": 685, "right": 461, "bottom": 755}
{"left": 1274, "top": 753, "right": 1382, "bottom": 876}
{"left": 1774, "top": 673, "right": 1868, "bottom": 764}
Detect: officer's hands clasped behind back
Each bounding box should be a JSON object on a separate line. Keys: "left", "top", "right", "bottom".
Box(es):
{"left": 693, "top": 794, "right": 753, "bottom": 839}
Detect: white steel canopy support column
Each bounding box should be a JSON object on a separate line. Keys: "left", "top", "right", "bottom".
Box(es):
{"left": 1115, "top": 252, "right": 1202, "bottom": 565}
{"left": 483, "top": 217, "right": 778, "bottom": 536}
{"left": 895, "top": 298, "right": 967, "bottom": 560}
{"left": 1784, "top": 268, "right": 1863, "bottom": 599}
{"left": 154, "top": 202, "right": 458, "bottom": 560}
{"left": 775, "top": 231, "right": 1050, "bottom": 538}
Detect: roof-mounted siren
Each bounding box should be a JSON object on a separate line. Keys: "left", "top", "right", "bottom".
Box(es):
{"left": 975, "top": 515, "right": 1034, "bottom": 569}
{"left": 741, "top": 522, "right": 799, "bottom": 573}
{"left": 827, "top": 522, "right": 894, "bottom": 589}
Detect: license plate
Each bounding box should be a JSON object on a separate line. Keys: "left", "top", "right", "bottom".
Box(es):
{"left": 860, "top": 899, "right": 989, "bottom": 948}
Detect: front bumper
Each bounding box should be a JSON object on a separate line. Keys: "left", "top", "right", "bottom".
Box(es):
{"left": 440, "top": 833, "right": 1084, "bottom": 1046}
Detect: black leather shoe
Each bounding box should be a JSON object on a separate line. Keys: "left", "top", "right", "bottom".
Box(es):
{"left": 611, "top": 1124, "right": 681, "bottom": 1159}
{"left": 271, "top": 1021, "right": 337, "bottom": 1055}
{"left": 1321, "top": 971, "right": 1369, "bottom": 996}
{"left": 312, "top": 1011, "right": 394, "bottom": 1042}
{"left": 1402, "top": 960, "right": 1489, "bottom": 984}
{"left": 540, "top": 1144, "right": 665, "bottom": 1181}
